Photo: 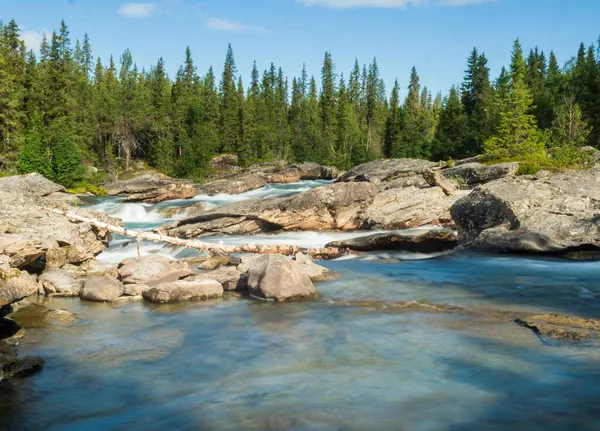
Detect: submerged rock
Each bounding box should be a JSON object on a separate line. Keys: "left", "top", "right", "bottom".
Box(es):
{"left": 247, "top": 254, "right": 316, "bottom": 301}
{"left": 294, "top": 253, "right": 340, "bottom": 282}
{"left": 142, "top": 279, "right": 223, "bottom": 303}
{"left": 450, "top": 167, "right": 600, "bottom": 255}
{"left": 125, "top": 183, "right": 197, "bottom": 204}
{"left": 516, "top": 314, "right": 600, "bottom": 344}
{"left": 39, "top": 269, "right": 84, "bottom": 297}
{"left": 118, "top": 255, "right": 191, "bottom": 286}
{"left": 326, "top": 229, "right": 458, "bottom": 253}
{"left": 81, "top": 276, "right": 125, "bottom": 302}
{"left": 0, "top": 268, "right": 39, "bottom": 306}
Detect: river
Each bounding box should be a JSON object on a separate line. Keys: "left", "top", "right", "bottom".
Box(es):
{"left": 1, "top": 181, "right": 599, "bottom": 430}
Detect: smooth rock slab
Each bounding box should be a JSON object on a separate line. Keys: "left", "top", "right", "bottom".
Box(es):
{"left": 118, "top": 255, "right": 191, "bottom": 286}
{"left": 81, "top": 276, "right": 125, "bottom": 302}
{"left": 143, "top": 280, "right": 223, "bottom": 303}
{"left": 247, "top": 254, "right": 316, "bottom": 302}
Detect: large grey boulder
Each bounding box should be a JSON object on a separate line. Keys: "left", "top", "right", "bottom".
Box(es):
{"left": 0, "top": 269, "right": 39, "bottom": 306}
{"left": 39, "top": 269, "right": 84, "bottom": 296}
{"left": 188, "top": 266, "right": 248, "bottom": 292}
{"left": 326, "top": 228, "right": 458, "bottom": 253}
{"left": 247, "top": 254, "right": 316, "bottom": 301}
{"left": 293, "top": 253, "right": 339, "bottom": 282}
{"left": 81, "top": 276, "right": 125, "bottom": 302}
{"left": 442, "top": 162, "right": 519, "bottom": 185}
{"left": 118, "top": 255, "right": 191, "bottom": 286}
{"left": 337, "top": 159, "right": 439, "bottom": 183}
{"left": 142, "top": 280, "right": 223, "bottom": 303}
{"left": 450, "top": 167, "right": 600, "bottom": 254}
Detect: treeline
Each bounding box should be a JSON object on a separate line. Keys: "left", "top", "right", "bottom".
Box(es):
{"left": 0, "top": 19, "right": 599, "bottom": 187}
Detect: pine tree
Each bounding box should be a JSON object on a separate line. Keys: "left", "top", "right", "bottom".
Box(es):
{"left": 18, "top": 113, "right": 51, "bottom": 177}
{"left": 432, "top": 86, "right": 468, "bottom": 160}
{"left": 319, "top": 52, "right": 337, "bottom": 162}
{"left": 484, "top": 39, "right": 546, "bottom": 160}
{"left": 384, "top": 79, "right": 402, "bottom": 157}
{"left": 148, "top": 57, "right": 173, "bottom": 171}
{"left": 219, "top": 44, "right": 241, "bottom": 154}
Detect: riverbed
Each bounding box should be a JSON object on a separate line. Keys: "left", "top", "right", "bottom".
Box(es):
{"left": 1, "top": 181, "right": 599, "bottom": 430}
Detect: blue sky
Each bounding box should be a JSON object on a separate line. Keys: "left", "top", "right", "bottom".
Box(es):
{"left": 2, "top": 0, "right": 599, "bottom": 96}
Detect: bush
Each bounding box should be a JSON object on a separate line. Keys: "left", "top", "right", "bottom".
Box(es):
{"left": 66, "top": 182, "right": 107, "bottom": 196}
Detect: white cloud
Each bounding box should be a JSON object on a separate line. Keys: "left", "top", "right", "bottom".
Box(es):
{"left": 297, "top": 0, "right": 495, "bottom": 8}
{"left": 20, "top": 29, "right": 49, "bottom": 52}
{"left": 205, "top": 18, "right": 267, "bottom": 34}
{"left": 118, "top": 2, "right": 157, "bottom": 18}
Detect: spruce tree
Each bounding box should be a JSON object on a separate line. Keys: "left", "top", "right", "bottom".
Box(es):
{"left": 18, "top": 113, "right": 51, "bottom": 177}
{"left": 484, "top": 39, "right": 546, "bottom": 160}
{"left": 319, "top": 52, "right": 337, "bottom": 162}
{"left": 219, "top": 44, "right": 240, "bottom": 154}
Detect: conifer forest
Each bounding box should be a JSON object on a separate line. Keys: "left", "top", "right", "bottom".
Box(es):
{"left": 0, "top": 18, "right": 599, "bottom": 187}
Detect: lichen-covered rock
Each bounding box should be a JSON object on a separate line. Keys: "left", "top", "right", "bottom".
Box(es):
{"left": 45, "top": 245, "right": 91, "bottom": 270}
{"left": 39, "top": 269, "right": 84, "bottom": 297}
{"left": 118, "top": 255, "right": 191, "bottom": 286}
{"left": 442, "top": 162, "right": 519, "bottom": 185}
{"left": 123, "top": 284, "right": 148, "bottom": 296}
{"left": 247, "top": 254, "right": 316, "bottom": 301}
{"left": 81, "top": 276, "right": 125, "bottom": 302}
{"left": 142, "top": 280, "right": 223, "bottom": 303}
{"left": 0, "top": 268, "right": 39, "bottom": 306}
{"left": 79, "top": 259, "right": 119, "bottom": 278}
{"left": 450, "top": 167, "right": 600, "bottom": 254}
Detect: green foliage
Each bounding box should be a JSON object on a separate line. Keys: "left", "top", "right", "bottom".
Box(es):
{"left": 18, "top": 114, "right": 51, "bottom": 177}
{"left": 49, "top": 124, "right": 85, "bottom": 187}
{"left": 66, "top": 182, "right": 107, "bottom": 195}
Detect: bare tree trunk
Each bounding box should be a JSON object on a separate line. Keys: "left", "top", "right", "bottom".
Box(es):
{"left": 43, "top": 208, "right": 348, "bottom": 260}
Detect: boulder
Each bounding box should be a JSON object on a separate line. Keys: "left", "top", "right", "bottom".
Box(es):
{"left": 123, "top": 284, "right": 148, "bottom": 296}
{"left": 81, "top": 276, "right": 125, "bottom": 302}
{"left": 450, "top": 167, "right": 600, "bottom": 254}
{"left": 0, "top": 269, "right": 39, "bottom": 306}
{"left": 247, "top": 254, "right": 316, "bottom": 301}
{"left": 142, "top": 280, "right": 223, "bottom": 303}
{"left": 198, "top": 256, "right": 231, "bottom": 270}
{"left": 0, "top": 255, "right": 9, "bottom": 271}
{"left": 39, "top": 269, "right": 84, "bottom": 297}
{"left": 3, "top": 354, "right": 45, "bottom": 378}
{"left": 326, "top": 229, "right": 458, "bottom": 253}
{"left": 0, "top": 237, "right": 49, "bottom": 269}
{"left": 337, "top": 159, "right": 439, "bottom": 183}
{"left": 194, "top": 174, "right": 267, "bottom": 196}
{"left": 0, "top": 173, "right": 65, "bottom": 197}
{"left": 294, "top": 253, "right": 340, "bottom": 282}
{"left": 79, "top": 259, "right": 119, "bottom": 278}
{"left": 268, "top": 162, "right": 338, "bottom": 183}
{"left": 118, "top": 255, "right": 191, "bottom": 286}
{"left": 422, "top": 169, "right": 456, "bottom": 196}
{"left": 125, "top": 183, "right": 197, "bottom": 204}
{"left": 157, "top": 202, "right": 208, "bottom": 220}
{"left": 442, "top": 162, "right": 519, "bottom": 185}
{"left": 188, "top": 266, "right": 248, "bottom": 292}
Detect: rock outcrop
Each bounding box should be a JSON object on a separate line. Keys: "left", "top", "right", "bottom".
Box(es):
{"left": 326, "top": 228, "right": 458, "bottom": 253}
{"left": 442, "top": 162, "right": 519, "bottom": 186}
{"left": 450, "top": 167, "right": 600, "bottom": 255}
{"left": 142, "top": 280, "right": 223, "bottom": 303}
{"left": 125, "top": 183, "right": 197, "bottom": 204}
{"left": 39, "top": 269, "right": 84, "bottom": 297}
{"left": 194, "top": 174, "right": 267, "bottom": 196}
{"left": 246, "top": 254, "right": 316, "bottom": 301}
{"left": 337, "top": 159, "right": 439, "bottom": 183}
{"left": 103, "top": 172, "right": 191, "bottom": 196}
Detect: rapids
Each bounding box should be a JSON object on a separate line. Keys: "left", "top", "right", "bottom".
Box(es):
{"left": 2, "top": 180, "right": 599, "bottom": 430}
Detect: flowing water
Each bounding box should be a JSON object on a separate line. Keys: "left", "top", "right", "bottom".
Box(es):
{"left": 2, "top": 181, "right": 600, "bottom": 431}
